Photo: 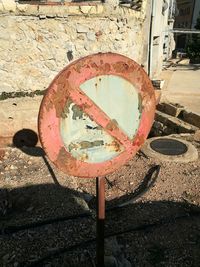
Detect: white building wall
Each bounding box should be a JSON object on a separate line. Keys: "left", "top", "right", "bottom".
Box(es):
{"left": 150, "top": 0, "right": 175, "bottom": 79}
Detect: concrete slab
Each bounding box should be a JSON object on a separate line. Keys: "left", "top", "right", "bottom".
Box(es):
{"left": 161, "top": 63, "right": 200, "bottom": 115}
{"left": 0, "top": 96, "right": 42, "bottom": 144}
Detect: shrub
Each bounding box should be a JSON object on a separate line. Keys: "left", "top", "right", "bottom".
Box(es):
{"left": 186, "top": 15, "right": 200, "bottom": 63}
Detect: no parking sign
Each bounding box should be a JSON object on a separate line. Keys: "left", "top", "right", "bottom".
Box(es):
{"left": 38, "top": 52, "right": 156, "bottom": 266}
{"left": 38, "top": 53, "right": 155, "bottom": 178}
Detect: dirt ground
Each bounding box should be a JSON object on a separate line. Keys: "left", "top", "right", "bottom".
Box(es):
{"left": 0, "top": 135, "right": 200, "bottom": 267}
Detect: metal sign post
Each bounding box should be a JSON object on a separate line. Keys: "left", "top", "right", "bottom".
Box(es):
{"left": 38, "top": 52, "right": 156, "bottom": 266}
{"left": 96, "top": 177, "right": 105, "bottom": 267}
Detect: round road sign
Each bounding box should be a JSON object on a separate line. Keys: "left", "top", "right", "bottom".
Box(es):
{"left": 38, "top": 53, "right": 156, "bottom": 178}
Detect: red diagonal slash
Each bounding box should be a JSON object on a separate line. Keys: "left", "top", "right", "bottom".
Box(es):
{"left": 68, "top": 86, "right": 134, "bottom": 151}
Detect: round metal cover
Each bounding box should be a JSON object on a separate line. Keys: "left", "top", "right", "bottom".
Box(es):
{"left": 150, "top": 138, "right": 188, "bottom": 156}
{"left": 38, "top": 53, "right": 156, "bottom": 178}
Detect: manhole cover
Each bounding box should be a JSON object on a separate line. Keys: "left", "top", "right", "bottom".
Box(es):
{"left": 150, "top": 138, "right": 188, "bottom": 156}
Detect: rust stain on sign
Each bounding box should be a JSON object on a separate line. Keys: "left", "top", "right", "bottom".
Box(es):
{"left": 106, "top": 119, "right": 119, "bottom": 132}
{"left": 113, "top": 62, "right": 129, "bottom": 72}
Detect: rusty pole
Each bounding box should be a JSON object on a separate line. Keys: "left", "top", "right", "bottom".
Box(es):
{"left": 96, "top": 177, "right": 105, "bottom": 267}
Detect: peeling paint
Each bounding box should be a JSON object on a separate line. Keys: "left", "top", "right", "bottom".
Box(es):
{"left": 60, "top": 102, "right": 124, "bottom": 163}
{"left": 72, "top": 104, "right": 84, "bottom": 120}
{"left": 106, "top": 120, "right": 119, "bottom": 132}
{"left": 61, "top": 98, "right": 72, "bottom": 118}
{"left": 69, "top": 140, "right": 104, "bottom": 151}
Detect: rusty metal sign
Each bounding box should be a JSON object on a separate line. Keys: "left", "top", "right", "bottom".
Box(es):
{"left": 38, "top": 53, "right": 156, "bottom": 178}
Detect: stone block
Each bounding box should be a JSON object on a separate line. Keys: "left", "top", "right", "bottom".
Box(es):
{"left": 179, "top": 110, "right": 200, "bottom": 128}
{"left": 155, "top": 111, "right": 198, "bottom": 134}
{"left": 86, "top": 31, "right": 96, "bottom": 41}
{"left": 16, "top": 3, "right": 28, "bottom": 13}
{"left": 79, "top": 6, "right": 92, "bottom": 14}
{"left": 155, "top": 111, "right": 168, "bottom": 124}
{"left": 1, "top": 0, "right": 16, "bottom": 12}
{"left": 194, "top": 130, "right": 200, "bottom": 143}
{"left": 68, "top": 6, "right": 81, "bottom": 14}
{"left": 38, "top": 5, "right": 68, "bottom": 16}
{"left": 150, "top": 125, "right": 163, "bottom": 137}
{"left": 156, "top": 103, "right": 164, "bottom": 112}
{"left": 96, "top": 5, "right": 104, "bottom": 14}
{"left": 157, "top": 102, "right": 184, "bottom": 117}
{"left": 89, "top": 6, "right": 99, "bottom": 15}
{"left": 38, "top": 5, "right": 56, "bottom": 15}
{"left": 0, "top": 3, "right": 4, "bottom": 12}
{"left": 46, "top": 14, "right": 56, "bottom": 18}
{"left": 115, "top": 33, "right": 122, "bottom": 41}
{"left": 45, "top": 60, "right": 57, "bottom": 71}
{"left": 1, "top": 83, "right": 13, "bottom": 93}
{"left": 162, "top": 126, "right": 174, "bottom": 135}
{"left": 16, "top": 4, "right": 39, "bottom": 16}
{"left": 153, "top": 121, "right": 163, "bottom": 130}
{"left": 24, "top": 4, "right": 39, "bottom": 15}
{"left": 76, "top": 24, "right": 89, "bottom": 33}
{"left": 39, "top": 14, "right": 46, "bottom": 20}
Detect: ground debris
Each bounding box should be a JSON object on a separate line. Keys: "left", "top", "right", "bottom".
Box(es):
{"left": 0, "top": 145, "right": 199, "bottom": 266}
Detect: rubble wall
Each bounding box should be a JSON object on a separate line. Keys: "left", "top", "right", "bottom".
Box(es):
{"left": 0, "top": 0, "right": 149, "bottom": 95}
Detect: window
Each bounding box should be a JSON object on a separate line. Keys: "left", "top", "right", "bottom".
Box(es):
{"left": 179, "top": 7, "right": 190, "bottom": 16}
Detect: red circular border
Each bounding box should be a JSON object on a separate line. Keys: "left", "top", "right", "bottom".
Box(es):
{"left": 38, "top": 53, "right": 156, "bottom": 178}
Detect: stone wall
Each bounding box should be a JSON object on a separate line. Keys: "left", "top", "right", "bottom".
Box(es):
{"left": 0, "top": 0, "right": 149, "bottom": 96}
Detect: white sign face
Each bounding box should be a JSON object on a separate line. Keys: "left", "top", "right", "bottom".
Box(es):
{"left": 60, "top": 75, "right": 141, "bottom": 163}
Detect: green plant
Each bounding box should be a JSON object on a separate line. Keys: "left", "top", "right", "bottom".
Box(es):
{"left": 186, "top": 15, "right": 200, "bottom": 62}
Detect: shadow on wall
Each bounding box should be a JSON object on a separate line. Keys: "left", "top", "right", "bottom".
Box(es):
{"left": 0, "top": 129, "right": 199, "bottom": 266}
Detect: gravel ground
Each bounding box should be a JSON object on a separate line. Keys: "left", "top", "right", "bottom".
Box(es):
{"left": 0, "top": 136, "right": 200, "bottom": 267}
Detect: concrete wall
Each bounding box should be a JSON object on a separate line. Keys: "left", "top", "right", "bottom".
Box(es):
{"left": 0, "top": 0, "right": 149, "bottom": 96}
